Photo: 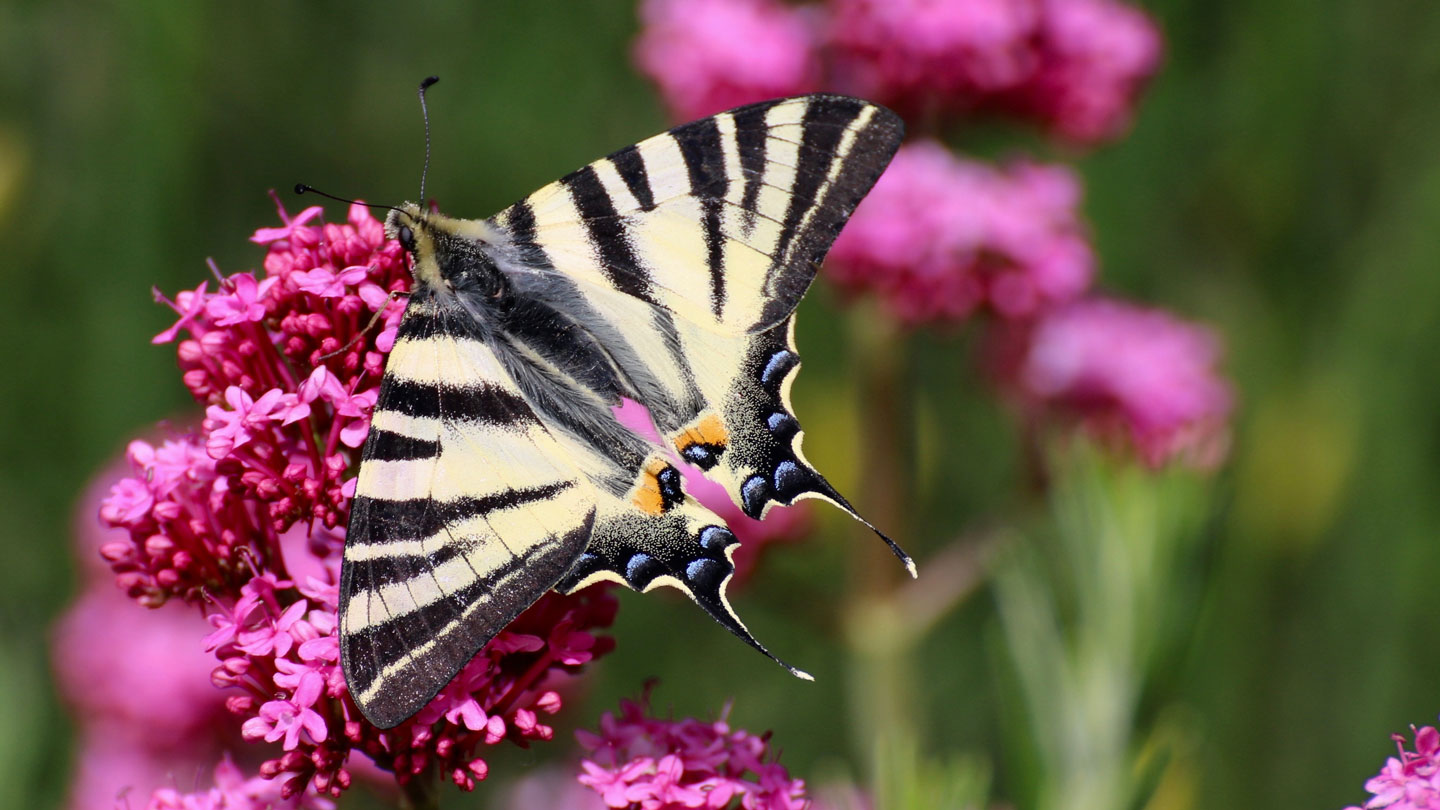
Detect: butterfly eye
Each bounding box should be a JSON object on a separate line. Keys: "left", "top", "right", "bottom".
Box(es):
{"left": 398, "top": 225, "right": 416, "bottom": 251}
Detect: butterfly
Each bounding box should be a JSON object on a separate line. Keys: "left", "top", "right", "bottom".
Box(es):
{"left": 338, "top": 92, "right": 914, "bottom": 729}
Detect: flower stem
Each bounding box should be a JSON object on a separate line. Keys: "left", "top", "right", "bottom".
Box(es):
{"left": 399, "top": 772, "right": 438, "bottom": 810}
{"left": 842, "top": 304, "right": 918, "bottom": 775}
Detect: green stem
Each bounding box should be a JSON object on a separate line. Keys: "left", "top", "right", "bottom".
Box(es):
{"left": 842, "top": 304, "right": 918, "bottom": 782}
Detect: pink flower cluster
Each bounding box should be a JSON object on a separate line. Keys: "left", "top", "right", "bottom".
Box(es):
{"left": 827, "top": 140, "right": 1093, "bottom": 323}
{"left": 635, "top": 0, "right": 820, "bottom": 122}
{"left": 94, "top": 197, "right": 617, "bottom": 801}
{"left": 55, "top": 473, "right": 236, "bottom": 810}
{"left": 1346, "top": 725, "right": 1440, "bottom": 810}
{"left": 989, "top": 297, "right": 1233, "bottom": 468}
{"left": 635, "top": 0, "right": 1161, "bottom": 144}
{"left": 145, "top": 756, "right": 335, "bottom": 810}
{"left": 577, "top": 698, "right": 809, "bottom": 809}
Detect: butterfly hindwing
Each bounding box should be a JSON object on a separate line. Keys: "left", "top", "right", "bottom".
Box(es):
{"left": 554, "top": 451, "right": 810, "bottom": 679}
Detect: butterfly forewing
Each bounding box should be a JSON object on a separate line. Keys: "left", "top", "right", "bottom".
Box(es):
{"left": 495, "top": 94, "right": 903, "bottom": 335}
{"left": 340, "top": 293, "right": 596, "bottom": 729}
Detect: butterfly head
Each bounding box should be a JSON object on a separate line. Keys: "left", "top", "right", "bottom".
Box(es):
{"left": 385, "top": 203, "right": 512, "bottom": 302}
{"left": 385, "top": 202, "right": 449, "bottom": 289}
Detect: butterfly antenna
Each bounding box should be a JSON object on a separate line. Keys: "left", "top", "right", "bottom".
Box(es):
{"left": 417, "top": 76, "right": 439, "bottom": 203}
{"left": 293, "top": 184, "right": 406, "bottom": 217}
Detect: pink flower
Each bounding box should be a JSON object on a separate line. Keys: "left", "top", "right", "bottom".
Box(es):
{"left": 635, "top": 0, "right": 820, "bottom": 121}
{"left": 206, "top": 273, "right": 277, "bottom": 327}
{"left": 1006, "top": 0, "right": 1164, "bottom": 144}
{"left": 242, "top": 671, "right": 328, "bottom": 750}
{"left": 826, "top": 0, "right": 1159, "bottom": 144}
{"left": 153, "top": 281, "right": 210, "bottom": 344}
{"left": 828, "top": 0, "right": 1042, "bottom": 103}
{"left": 91, "top": 199, "right": 620, "bottom": 799}
{"left": 250, "top": 202, "right": 323, "bottom": 245}
{"left": 828, "top": 141, "right": 1094, "bottom": 324}
{"left": 144, "top": 755, "right": 335, "bottom": 810}
{"left": 203, "top": 386, "right": 288, "bottom": 458}
{"left": 1345, "top": 725, "right": 1440, "bottom": 810}
{"left": 297, "top": 366, "right": 378, "bottom": 448}
{"left": 992, "top": 296, "right": 1233, "bottom": 468}
{"left": 577, "top": 697, "right": 810, "bottom": 810}
{"left": 292, "top": 264, "right": 372, "bottom": 298}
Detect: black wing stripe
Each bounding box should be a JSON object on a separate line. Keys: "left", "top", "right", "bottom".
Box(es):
{"left": 361, "top": 429, "right": 442, "bottom": 462}
{"left": 348, "top": 481, "right": 575, "bottom": 546}
{"left": 608, "top": 144, "right": 657, "bottom": 212}
{"left": 563, "top": 165, "right": 657, "bottom": 304}
{"left": 377, "top": 378, "right": 537, "bottom": 426}
{"left": 773, "top": 97, "right": 864, "bottom": 265}
{"left": 673, "top": 117, "right": 729, "bottom": 319}
{"left": 732, "top": 100, "right": 778, "bottom": 236}
{"left": 344, "top": 515, "right": 594, "bottom": 716}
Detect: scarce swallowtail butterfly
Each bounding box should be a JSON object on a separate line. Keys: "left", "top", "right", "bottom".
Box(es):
{"left": 338, "top": 89, "right": 914, "bottom": 729}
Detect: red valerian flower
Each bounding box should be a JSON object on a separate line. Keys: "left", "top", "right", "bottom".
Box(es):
{"left": 634, "top": 0, "right": 821, "bottom": 121}
{"left": 634, "top": 0, "right": 1161, "bottom": 147}
{"left": 1004, "top": 0, "right": 1164, "bottom": 144}
{"left": 577, "top": 697, "right": 810, "bottom": 809}
{"left": 990, "top": 296, "right": 1233, "bottom": 469}
{"left": 95, "top": 196, "right": 618, "bottom": 802}
{"left": 828, "top": 0, "right": 1042, "bottom": 106}
{"left": 1344, "top": 724, "right": 1440, "bottom": 810}
{"left": 827, "top": 140, "right": 1094, "bottom": 325}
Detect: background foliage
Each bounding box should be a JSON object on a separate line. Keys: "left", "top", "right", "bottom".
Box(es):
{"left": 2, "top": 1, "right": 1439, "bottom": 808}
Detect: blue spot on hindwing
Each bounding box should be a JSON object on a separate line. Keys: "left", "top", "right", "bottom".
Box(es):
{"left": 699, "top": 525, "right": 737, "bottom": 551}
{"left": 741, "top": 475, "right": 771, "bottom": 518}
{"left": 625, "top": 552, "right": 662, "bottom": 586}
{"left": 681, "top": 443, "right": 722, "bottom": 470}
{"left": 656, "top": 464, "right": 685, "bottom": 510}
{"left": 570, "top": 552, "right": 600, "bottom": 574}
{"left": 760, "top": 350, "right": 798, "bottom": 390}
{"left": 766, "top": 412, "right": 799, "bottom": 442}
{"left": 685, "top": 558, "right": 725, "bottom": 591}
{"left": 773, "top": 460, "right": 810, "bottom": 500}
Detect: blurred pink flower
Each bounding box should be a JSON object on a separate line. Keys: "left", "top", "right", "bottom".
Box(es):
{"left": 634, "top": 0, "right": 1160, "bottom": 146}
{"left": 56, "top": 471, "right": 230, "bottom": 810}
{"left": 92, "top": 197, "right": 619, "bottom": 800}
{"left": 65, "top": 732, "right": 209, "bottom": 810}
{"left": 993, "top": 296, "right": 1233, "bottom": 469}
{"left": 828, "top": 140, "right": 1093, "bottom": 324}
{"left": 1344, "top": 725, "right": 1440, "bottom": 810}
{"left": 144, "top": 754, "right": 334, "bottom": 810}
{"left": 1004, "top": 0, "right": 1163, "bottom": 143}
{"left": 54, "top": 588, "right": 223, "bottom": 748}
{"left": 577, "top": 697, "right": 810, "bottom": 809}
{"left": 828, "top": 0, "right": 1041, "bottom": 105}
{"left": 635, "top": 0, "right": 820, "bottom": 121}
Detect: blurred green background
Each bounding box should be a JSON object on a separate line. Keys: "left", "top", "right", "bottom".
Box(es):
{"left": 3, "top": 1, "right": 1439, "bottom": 808}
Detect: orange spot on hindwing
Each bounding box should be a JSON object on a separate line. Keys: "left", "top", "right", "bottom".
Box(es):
{"left": 630, "top": 456, "right": 686, "bottom": 516}
{"left": 671, "top": 411, "right": 729, "bottom": 471}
